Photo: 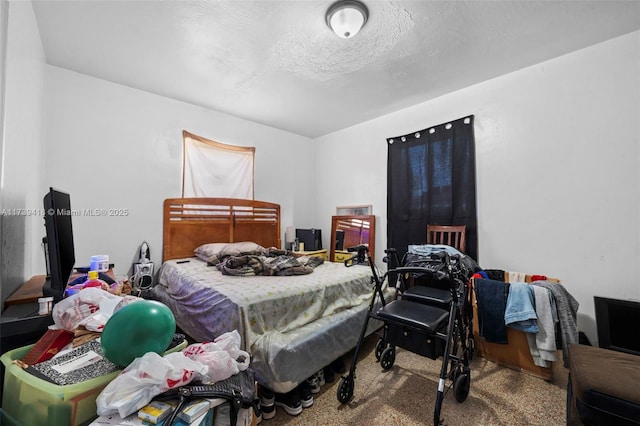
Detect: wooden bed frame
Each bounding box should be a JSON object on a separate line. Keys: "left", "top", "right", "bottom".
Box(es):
{"left": 162, "top": 198, "right": 281, "bottom": 261}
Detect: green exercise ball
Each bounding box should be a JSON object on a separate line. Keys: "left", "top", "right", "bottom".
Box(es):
{"left": 100, "top": 300, "right": 176, "bottom": 367}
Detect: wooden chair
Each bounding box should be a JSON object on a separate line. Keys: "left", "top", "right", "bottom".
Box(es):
{"left": 426, "top": 225, "right": 466, "bottom": 253}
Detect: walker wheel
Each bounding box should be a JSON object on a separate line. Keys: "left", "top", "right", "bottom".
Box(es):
{"left": 380, "top": 346, "right": 396, "bottom": 371}
{"left": 375, "top": 338, "right": 386, "bottom": 361}
{"left": 337, "top": 376, "right": 354, "bottom": 404}
{"left": 453, "top": 371, "right": 470, "bottom": 402}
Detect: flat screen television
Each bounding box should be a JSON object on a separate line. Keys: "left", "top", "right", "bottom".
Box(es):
{"left": 42, "top": 188, "right": 75, "bottom": 302}
{"left": 594, "top": 296, "right": 640, "bottom": 356}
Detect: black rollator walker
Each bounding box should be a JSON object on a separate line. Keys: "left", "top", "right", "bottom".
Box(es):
{"left": 337, "top": 246, "right": 475, "bottom": 426}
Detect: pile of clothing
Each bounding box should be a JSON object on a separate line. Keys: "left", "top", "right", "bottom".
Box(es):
{"left": 474, "top": 271, "right": 579, "bottom": 367}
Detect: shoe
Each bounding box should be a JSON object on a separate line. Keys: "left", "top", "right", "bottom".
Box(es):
{"left": 259, "top": 385, "right": 276, "bottom": 419}
{"left": 274, "top": 389, "right": 303, "bottom": 416}
{"left": 306, "top": 374, "right": 321, "bottom": 394}
{"left": 261, "top": 403, "right": 276, "bottom": 420}
{"left": 323, "top": 365, "right": 335, "bottom": 383}
{"left": 316, "top": 369, "right": 325, "bottom": 387}
{"left": 297, "top": 381, "right": 314, "bottom": 408}
{"left": 260, "top": 385, "right": 275, "bottom": 406}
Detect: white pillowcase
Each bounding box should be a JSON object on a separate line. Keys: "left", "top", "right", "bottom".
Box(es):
{"left": 194, "top": 241, "right": 264, "bottom": 262}
{"left": 194, "top": 243, "right": 229, "bottom": 261}
{"left": 218, "top": 241, "right": 263, "bottom": 257}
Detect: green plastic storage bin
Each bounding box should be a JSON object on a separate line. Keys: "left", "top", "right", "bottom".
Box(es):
{"left": 1, "top": 339, "right": 187, "bottom": 426}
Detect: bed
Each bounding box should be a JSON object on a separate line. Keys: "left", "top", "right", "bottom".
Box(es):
{"left": 151, "top": 198, "right": 389, "bottom": 393}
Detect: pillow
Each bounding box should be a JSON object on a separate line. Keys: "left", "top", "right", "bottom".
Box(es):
{"left": 194, "top": 241, "right": 265, "bottom": 263}
{"left": 194, "top": 243, "right": 229, "bottom": 262}
{"left": 217, "top": 241, "right": 264, "bottom": 258}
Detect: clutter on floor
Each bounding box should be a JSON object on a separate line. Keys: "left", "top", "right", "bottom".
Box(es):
{"left": 0, "top": 285, "right": 259, "bottom": 426}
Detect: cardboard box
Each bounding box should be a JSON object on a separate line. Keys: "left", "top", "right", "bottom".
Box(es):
{"left": 177, "top": 399, "right": 211, "bottom": 423}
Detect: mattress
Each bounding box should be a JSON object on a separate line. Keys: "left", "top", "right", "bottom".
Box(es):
{"left": 151, "top": 257, "right": 391, "bottom": 392}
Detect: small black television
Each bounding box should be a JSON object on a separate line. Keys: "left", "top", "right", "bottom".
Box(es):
{"left": 43, "top": 188, "right": 76, "bottom": 302}
{"left": 296, "top": 228, "right": 322, "bottom": 251}
{"left": 594, "top": 296, "right": 640, "bottom": 356}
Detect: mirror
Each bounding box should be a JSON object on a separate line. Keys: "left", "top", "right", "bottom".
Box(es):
{"left": 330, "top": 215, "right": 375, "bottom": 262}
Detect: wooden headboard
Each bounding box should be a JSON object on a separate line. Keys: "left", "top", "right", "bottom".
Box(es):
{"left": 163, "top": 198, "right": 281, "bottom": 261}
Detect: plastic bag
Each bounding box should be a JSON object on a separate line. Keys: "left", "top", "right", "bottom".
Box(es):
{"left": 51, "top": 287, "right": 122, "bottom": 331}
{"left": 96, "top": 351, "right": 208, "bottom": 418}
{"left": 182, "top": 330, "right": 250, "bottom": 384}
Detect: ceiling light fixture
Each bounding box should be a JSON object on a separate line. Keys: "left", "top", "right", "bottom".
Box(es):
{"left": 326, "top": 0, "right": 369, "bottom": 39}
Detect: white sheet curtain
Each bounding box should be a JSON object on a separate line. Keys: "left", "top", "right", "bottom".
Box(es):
{"left": 182, "top": 130, "right": 255, "bottom": 199}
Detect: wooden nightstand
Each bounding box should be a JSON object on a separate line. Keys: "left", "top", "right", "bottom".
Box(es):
{"left": 333, "top": 250, "right": 353, "bottom": 263}
{"left": 293, "top": 249, "right": 328, "bottom": 261}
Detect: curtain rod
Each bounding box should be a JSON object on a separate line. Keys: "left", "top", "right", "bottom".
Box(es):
{"left": 387, "top": 115, "right": 473, "bottom": 144}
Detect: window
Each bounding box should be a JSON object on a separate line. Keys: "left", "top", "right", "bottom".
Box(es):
{"left": 387, "top": 116, "right": 478, "bottom": 260}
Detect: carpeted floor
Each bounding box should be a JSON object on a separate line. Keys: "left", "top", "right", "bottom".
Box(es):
{"left": 264, "top": 334, "right": 568, "bottom": 425}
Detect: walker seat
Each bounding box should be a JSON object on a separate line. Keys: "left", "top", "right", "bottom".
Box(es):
{"left": 376, "top": 299, "right": 449, "bottom": 333}
{"left": 402, "top": 286, "right": 452, "bottom": 307}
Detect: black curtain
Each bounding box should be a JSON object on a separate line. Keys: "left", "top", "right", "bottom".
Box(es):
{"left": 387, "top": 115, "right": 478, "bottom": 261}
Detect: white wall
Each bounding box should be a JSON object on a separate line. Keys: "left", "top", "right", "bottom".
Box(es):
{"left": 43, "top": 66, "right": 314, "bottom": 275}
{"left": 0, "top": 0, "right": 46, "bottom": 305}
{"left": 313, "top": 31, "right": 640, "bottom": 346}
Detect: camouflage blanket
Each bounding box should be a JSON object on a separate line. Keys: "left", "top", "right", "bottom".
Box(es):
{"left": 213, "top": 248, "right": 325, "bottom": 276}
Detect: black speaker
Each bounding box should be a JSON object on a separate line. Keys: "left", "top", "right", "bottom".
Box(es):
{"left": 133, "top": 241, "right": 153, "bottom": 290}
{"left": 133, "top": 262, "right": 154, "bottom": 290}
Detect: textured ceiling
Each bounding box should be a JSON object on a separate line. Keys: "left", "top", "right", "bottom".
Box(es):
{"left": 31, "top": 1, "right": 640, "bottom": 138}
